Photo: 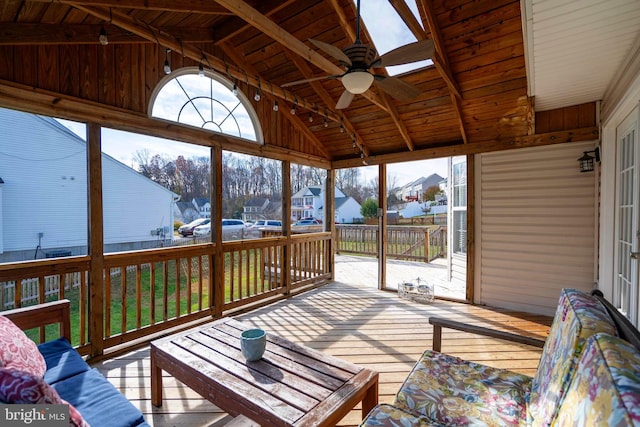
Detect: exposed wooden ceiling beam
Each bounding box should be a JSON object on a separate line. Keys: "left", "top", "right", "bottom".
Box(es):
{"left": 66, "top": 3, "right": 344, "bottom": 125}
{"left": 29, "top": 0, "right": 233, "bottom": 14}
{"left": 211, "top": 0, "right": 388, "bottom": 112}
{"left": 414, "top": 0, "right": 461, "bottom": 97}
{"left": 379, "top": 91, "right": 414, "bottom": 151}
{"left": 215, "top": 0, "right": 297, "bottom": 45}
{"left": 413, "top": 0, "right": 468, "bottom": 144}
{"left": 326, "top": 0, "right": 356, "bottom": 43}
{"left": 333, "top": 126, "right": 600, "bottom": 169}
{"left": 0, "top": 79, "right": 330, "bottom": 169}
{"left": 284, "top": 50, "right": 370, "bottom": 157}
{"left": 0, "top": 23, "right": 216, "bottom": 45}
{"left": 388, "top": 0, "right": 427, "bottom": 39}
{"left": 220, "top": 42, "right": 331, "bottom": 159}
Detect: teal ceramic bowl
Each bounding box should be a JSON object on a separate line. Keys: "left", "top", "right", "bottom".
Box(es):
{"left": 241, "top": 328, "right": 266, "bottom": 361}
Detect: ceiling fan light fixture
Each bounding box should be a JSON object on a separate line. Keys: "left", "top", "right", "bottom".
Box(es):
{"left": 342, "top": 71, "right": 374, "bottom": 94}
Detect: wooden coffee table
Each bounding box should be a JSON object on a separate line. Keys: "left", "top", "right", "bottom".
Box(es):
{"left": 151, "top": 318, "right": 379, "bottom": 426}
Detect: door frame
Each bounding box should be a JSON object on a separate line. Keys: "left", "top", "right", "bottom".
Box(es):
{"left": 612, "top": 107, "right": 640, "bottom": 323}
{"left": 600, "top": 70, "right": 640, "bottom": 324}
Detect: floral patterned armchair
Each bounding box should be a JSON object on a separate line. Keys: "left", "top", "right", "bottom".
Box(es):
{"left": 361, "top": 289, "right": 640, "bottom": 427}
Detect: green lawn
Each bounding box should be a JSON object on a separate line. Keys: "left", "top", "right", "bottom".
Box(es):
{"left": 25, "top": 250, "right": 268, "bottom": 345}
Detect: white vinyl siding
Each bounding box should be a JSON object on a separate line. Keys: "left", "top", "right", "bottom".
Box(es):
{"left": 102, "top": 156, "right": 176, "bottom": 246}
{"left": 0, "top": 110, "right": 88, "bottom": 252}
{"left": 475, "top": 142, "right": 598, "bottom": 315}
{"left": 0, "top": 108, "right": 176, "bottom": 258}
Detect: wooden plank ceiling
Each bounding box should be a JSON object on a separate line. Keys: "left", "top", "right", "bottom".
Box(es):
{"left": 0, "top": 0, "right": 580, "bottom": 167}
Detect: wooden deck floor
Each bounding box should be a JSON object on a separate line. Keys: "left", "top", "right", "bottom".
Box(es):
{"left": 92, "top": 272, "right": 552, "bottom": 427}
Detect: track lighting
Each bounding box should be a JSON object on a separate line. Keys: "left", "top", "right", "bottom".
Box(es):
{"left": 198, "top": 62, "right": 204, "bottom": 77}
{"left": 324, "top": 116, "right": 328, "bottom": 128}
{"left": 254, "top": 88, "right": 261, "bottom": 102}
{"left": 273, "top": 100, "right": 279, "bottom": 111}
{"left": 163, "top": 48, "right": 171, "bottom": 74}
{"left": 308, "top": 112, "right": 313, "bottom": 123}
{"left": 340, "top": 123, "right": 345, "bottom": 133}
{"left": 99, "top": 26, "right": 108, "bottom": 46}
{"left": 290, "top": 105, "right": 296, "bottom": 115}
{"left": 232, "top": 82, "right": 238, "bottom": 96}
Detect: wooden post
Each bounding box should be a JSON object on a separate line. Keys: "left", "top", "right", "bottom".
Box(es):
{"left": 432, "top": 324, "right": 442, "bottom": 352}
{"left": 87, "top": 123, "right": 104, "bottom": 358}
{"left": 282, "top": 161, "right": 291, "bottom": 294}
{"left": 424, "top": 229, "right": 430, "bottom": 263}
{"left": 466, "top": 154, "right": 475, "bottom": 303}
{"left": 212, "top": 146, "right": 224, "bottom": 317}
{"left": 378, "top": 164, "right": 387, "bottom": 290}
{"left": 324, "top": 170, "right": 335, "bottom": 280}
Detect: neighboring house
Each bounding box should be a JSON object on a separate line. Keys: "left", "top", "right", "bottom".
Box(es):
{"left": 192, "top": 197, "right": 211, "bottom": 218}
{"left": 394, "top": 174, "right": 445, "bottom": 202}
{"left": 242, "top": 197, "right": 270, "bottom": 222}
{"left": 0, "top": 108, "right": 178, "bottom": 262}
{"left": 293, "top": 185, "right": 362, "bottom": 224}
{"left": 174, "top": 201, "right": 199, "bottom": 224}
{"left": 333, "top": 196, "right": 363, "bottom": 224}
{"left": 291, "top": 186, "right": 325, "bottom": 220}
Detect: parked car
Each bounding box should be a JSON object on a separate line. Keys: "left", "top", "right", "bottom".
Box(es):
{"left": 193, "top": 222, "right": 211, "bottom": 236}
{"left": 301, "top": 217, "right": 322, "bottom": 224}
{"left": 248, "top": 220, "right": 282, "bottom": 228}
{"left": 178, "top": 218, "right": 209, "bottom": 237}
{"left": 193, "top": 219, "right": 247, "bottom": 237}
{"left": 293, "top": 219, "right": 320, "bottom": 226}
{"left": 247, "top": 220, "right": 282, "bottom": 237}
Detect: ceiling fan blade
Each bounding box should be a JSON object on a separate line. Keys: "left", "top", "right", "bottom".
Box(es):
{"left": 375, "top": 39, "right": 435, "bottom": 68}
{"left": 309, "top": 39, "right": 352, "bottom": 66}
{"left": 281, "top": 75, "right": 338, "bottom": 88}
{"left": 374, "top": 75, "right": 421, "bottom": 101}
{"left": 335, "top": 90, "right": 355, "bottom": 109}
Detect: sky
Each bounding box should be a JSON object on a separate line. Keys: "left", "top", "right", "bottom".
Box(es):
{"left": 56, "top": 0, "right": 447, "bottom": 187}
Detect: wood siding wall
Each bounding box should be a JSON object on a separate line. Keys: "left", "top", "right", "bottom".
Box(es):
{"left": 475, "top": 142, "right": 598, "bottom": 315}
{"left": 535, "top": 103, "right": 596, "bottom": 133}
{"left": 0, "top": 44, "right": 323, "bottom": 158}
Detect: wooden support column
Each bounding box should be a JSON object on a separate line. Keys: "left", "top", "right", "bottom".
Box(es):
{"left": 466, "top": 154, "right": 475, "bottom": 303}
{"left": 325, "top": 170, "right": 335, "bottom": 280}
{"left": 282, "top": 161, "right": 291, "bottom": 294}
{"left": 378, "top": 164, "right": 387, "bottom": 291}
{"left": 212, "top": 146, "right": 224, "bottom": 317}
{"left": 87, "top": 123, "right": 104, "bottom": 358}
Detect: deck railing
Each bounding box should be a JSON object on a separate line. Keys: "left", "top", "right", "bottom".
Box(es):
{"left": 0, "top": 233, "right": 331, "bottom": 356}
{"left": 335, "top": 225, "right": 446, "bottom": 262}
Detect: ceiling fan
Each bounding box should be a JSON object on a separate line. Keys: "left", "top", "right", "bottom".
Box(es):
{"left": 281, "top": 0, "right": 435, "bottom": 109}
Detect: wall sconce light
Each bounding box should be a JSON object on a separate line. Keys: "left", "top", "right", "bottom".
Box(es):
{"left": 578, "top": 147, "right": 600, "bottom": 172}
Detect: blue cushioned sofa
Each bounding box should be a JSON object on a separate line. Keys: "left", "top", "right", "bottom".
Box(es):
{"left": 361, "top": 289, "right": 640, "bottom": 427}
{"left": 3, "top": 299, "right": 149, "bottom": 427}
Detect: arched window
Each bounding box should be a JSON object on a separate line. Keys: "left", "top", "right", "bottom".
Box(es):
{"left": 149, "top": 67, "right": 263, "bottom": 143}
